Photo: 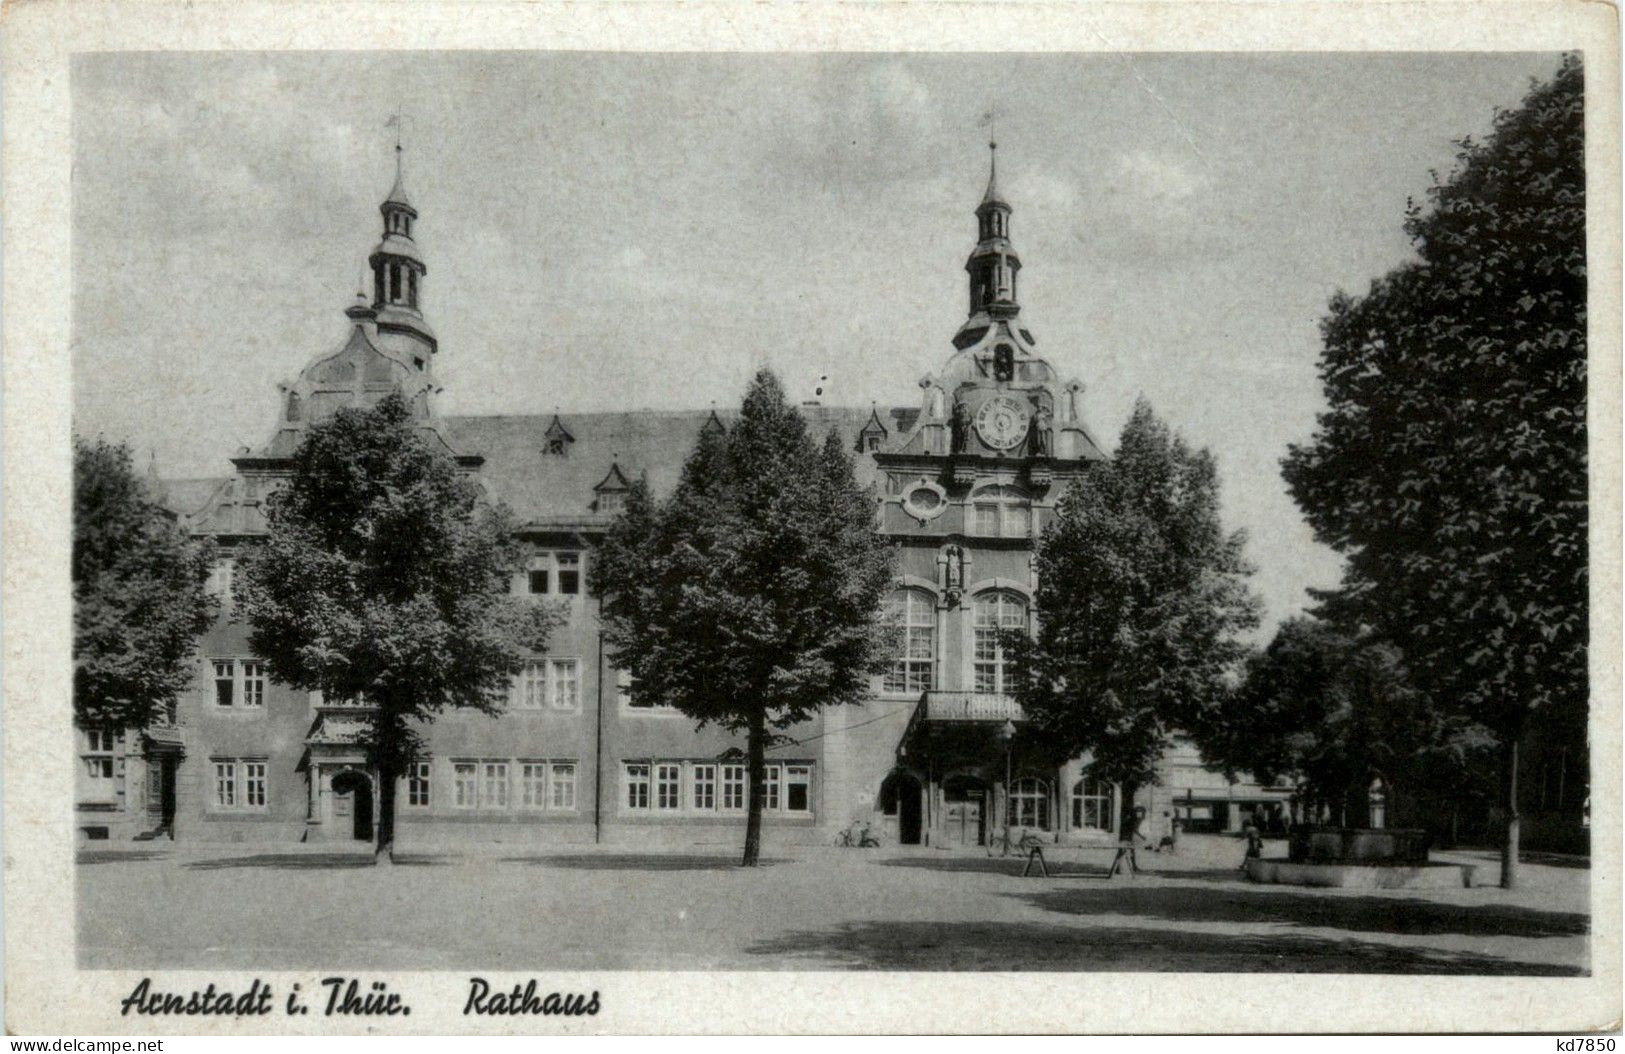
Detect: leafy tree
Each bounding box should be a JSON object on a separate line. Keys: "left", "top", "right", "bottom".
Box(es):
{"left": 1206, "top": 617, "right": 1496, "bottom": 828}
{"left": 73, "top": 437, "right": 216, "bottom": 732}
{"left": 235, "top": 394, "right": 556, "bottom": 860}
{"left": 1281, "top": 57, "right": 1585, "bottom": 886}
{"left": 1007, "top": 399, "right": 1260, "bottom": 835}
{"left": 591, "top": 370, "right": 895, "bottom": 866}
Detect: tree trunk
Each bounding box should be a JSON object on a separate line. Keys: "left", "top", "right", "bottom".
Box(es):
{"left": 1501, "top": 736, "right": 1520, "bottom": 890}
{"left": 376, "top": 759, "right": 397, "bottom": 864}
{"left": 373, "top": 708, "right": 400, "bottom": 864}
{"left": 1118, "top": 781, "right": 1139, "bottom": 845}
{"left": 742, "top": 712, "right": 766, "bottom": 867}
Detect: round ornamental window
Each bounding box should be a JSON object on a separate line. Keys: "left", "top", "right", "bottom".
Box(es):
{"left": 902, "top": 480, "right": 948, "bottom": 521}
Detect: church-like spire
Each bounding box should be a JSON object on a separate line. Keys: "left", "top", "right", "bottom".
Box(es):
{"left": 368, "top": 127, "right": 436, "bottom": 359}
{"left": 966, "top": 139, "right": 1020, "bottom": 320}
{"left": 981, "top": 138, "right": 1006, "bottom": 208}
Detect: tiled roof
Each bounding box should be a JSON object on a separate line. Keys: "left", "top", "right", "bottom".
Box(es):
{"left": 161, "top": 405, "right": 924, "bottom": 533}
{"left": 443, "top": 406, "right": 905, "bottom": 528}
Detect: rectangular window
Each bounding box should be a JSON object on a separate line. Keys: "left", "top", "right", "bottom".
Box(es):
{"left": 453, "top": 763, "right": 478, "bottom": 809}
{"left": 407, "top": 762, "right": 431, "bottom": 807}
{"left": 213, "top": 661, "right": 235, "bottom": 707}
{"left": 1006, "top": 504, "right": 1031, "bottom": 538}
{"left": 80, "top": 730, "right": 116, "bottom": 800}
{"left": 550, "top": 762, "right": 577, "bottom": 810}
{"left": 243, "top": 761, "right": 267, "bottom": 808}
{"left": 241, "top": 662, "right": 266, "bottom": 708}
{"left": 520, "top": 762, "right": 549, "bottom": 808}
{"left": 974, "top": 504, "right": 1000, "bottom": 535}
{"left": 549, "top": 659, "right": 579, "bottom": 710}
{"left": 785, "top": 765, "right": 811, "bottom": 813}
{"left": 213, "top": 760, "right": 236, "bottom": 808}
{"left": 513, "top": 661, "right": 546, "bottom": 709}
{"left": 692, "top": 764, "right": 716, "bottom": 811}
{"left": 764, "top": 764, "right": 781, "bottom": 812}
{"left": 526, "top": 552, "right": 584, "bottom": 596}
{"left": 481, "top": 761, "right": 509, "bottom": 809}
{"left": 655, "top": 763, "right": 682, "bottom": 811}
{"left": 625, "top": 763, "right": 650, "bottom": 810}
{"left": 722, "top": 764, "right": 746, "bottom": 811}
{"left": 205, "top": 558, "right": 235, "bottom": 599}
{"left": 556, "top": 552, "right": 581, "bottom": 595}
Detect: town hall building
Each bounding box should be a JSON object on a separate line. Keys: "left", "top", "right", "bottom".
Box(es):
{"left": 75, "top": 144, "right": 1294, "bottom": 850}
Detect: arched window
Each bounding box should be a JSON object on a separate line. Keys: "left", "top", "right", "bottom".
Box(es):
{"left": 973, "top": 590, "right": 1026, "bottom": 694}
{"left": 970, "top": 485, "right": 1031, "bottom": 538}
{"left": 1072, "top": 776, "right": 1114, "bottom": 833}
{"left": 882, "top": 588, "right": 935, "bottom": 693}
{"left": 1010, "top": 777, "right": 1050, "bottom": 830}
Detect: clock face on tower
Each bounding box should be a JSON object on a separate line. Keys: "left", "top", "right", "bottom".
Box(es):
{"left": 974, "top": 395, "right": 1030, "bottom": 451}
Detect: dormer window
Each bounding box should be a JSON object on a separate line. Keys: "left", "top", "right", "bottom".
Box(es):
{"left": 858, "top": 409, "right": 888, "bottom": 454}
{"left": 594, "top": 460, "right": 632, "bottom": 515}
{"left": 543, "top": 415, "right": 575, "bottom": 458}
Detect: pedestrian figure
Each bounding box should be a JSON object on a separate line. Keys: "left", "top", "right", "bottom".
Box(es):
{"left": 1156, "top": 811, "right": 1180, "bottom": 854}
{"left": 1240, "top": 816, "right": 1264, "bottom": 871}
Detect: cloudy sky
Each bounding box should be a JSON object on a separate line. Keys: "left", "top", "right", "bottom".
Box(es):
{"left": 71, "top": 50, "right": 1564, "bottom": 635}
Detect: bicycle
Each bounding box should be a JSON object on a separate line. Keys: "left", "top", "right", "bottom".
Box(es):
{"left": 835, "top": 820, "right": 882, "bottom": 848}
{"left": 985, "top": 826, "right": 1043, "bottom": 858}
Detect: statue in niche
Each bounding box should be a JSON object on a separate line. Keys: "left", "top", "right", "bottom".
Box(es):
{"left": 950, "top": 400, "right": 970, "bottom": 454}
{"left": 940, "top": 543, "right": 966, "bottom": 606}
{"left": 1028, "top": 404, "right": 1052, "bottom": 457}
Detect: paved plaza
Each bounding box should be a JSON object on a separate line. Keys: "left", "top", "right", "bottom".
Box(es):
{"left": 77, "top": 835, "right": 1589, "bottom": 974}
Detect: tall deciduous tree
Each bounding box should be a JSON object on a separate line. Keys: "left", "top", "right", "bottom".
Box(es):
{"left": 1007, "top": 400, "right": 1260, "bottom": 834}
{"left": 235, "top": 394, "right": 556, "bottom": 860}
{"left": 1205, "top": 617, "right": 1496, "bottom": 829}
{"left": 592, "top": 370, "right": 895, "bottom": 866}
{"left": 1281, "top": 57, "right": 1585, "bottom": 887}
{"left": 74, "top": 437, "right": 216, "bottom": 731}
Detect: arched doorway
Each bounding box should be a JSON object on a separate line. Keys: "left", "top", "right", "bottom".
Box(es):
{"left": 330, "top": 771, "right": 374, "bottom": 842}
{"left": 942, "top": 774, "right": 989, "bottom": 847}
{"left": 880, "top": 771, "right": 923, "bottom": 845}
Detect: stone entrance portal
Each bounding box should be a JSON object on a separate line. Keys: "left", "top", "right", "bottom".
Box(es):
{"left": 943, "top": 775, "right": 988, "bottom": 847}
{"left": 329, "top": 770, "right": 374, "bottom": 841}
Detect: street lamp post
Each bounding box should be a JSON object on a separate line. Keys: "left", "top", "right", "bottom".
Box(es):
{"left": 997, "top": 719, "right": 1017, "bottom": 850}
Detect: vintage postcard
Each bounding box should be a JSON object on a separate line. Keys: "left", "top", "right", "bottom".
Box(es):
{"left": 3, "top": 0, "right": 1620, "bottom": 1036}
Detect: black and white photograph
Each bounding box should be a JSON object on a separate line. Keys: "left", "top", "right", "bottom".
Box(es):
{"left": 3, "top": 0, "right": 1619, "bottom": 1038}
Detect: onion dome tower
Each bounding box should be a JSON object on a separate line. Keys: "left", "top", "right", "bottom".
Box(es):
{"left": 368, "top": 141, "right": 437, "bottom": 363}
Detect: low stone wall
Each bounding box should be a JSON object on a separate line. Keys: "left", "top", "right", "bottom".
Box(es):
{"left": 1248, "top": 858, "right": 1476, "bottom": 889}
{"left": 1289, "top": 826, "right": 1431, "bottom": 864}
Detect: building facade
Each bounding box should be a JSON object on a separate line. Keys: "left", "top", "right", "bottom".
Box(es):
{"left": 77, "top": 145, "right": 1297, "bottom": 851}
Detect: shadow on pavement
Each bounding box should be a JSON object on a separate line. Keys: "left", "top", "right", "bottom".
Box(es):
{"left": 76, "top": 850, "right": 171, "bottom": 865}
{"left": 746, "top": 920, "right": 1585, "bottom": 974}
{"left": 500, "top": 853, "right": 787, "bottom": 871}
{"left": 879, "top": 856, "right": 1112, "bottom": 878}
{"left": 185, "top": 853, "right": 378, "bottom": 871}
{"left": 1016, "top": 886, "right": 1589, "bottom": 939}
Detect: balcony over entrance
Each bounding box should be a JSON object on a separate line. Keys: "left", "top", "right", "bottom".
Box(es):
{"left": 919, "top": 690, "right": 1025, "bottom": 723}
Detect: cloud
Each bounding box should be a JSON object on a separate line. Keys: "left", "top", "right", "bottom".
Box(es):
{"left": 1108, "top": 149, "right": 1207, "bottom": 207}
